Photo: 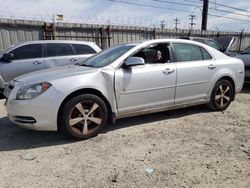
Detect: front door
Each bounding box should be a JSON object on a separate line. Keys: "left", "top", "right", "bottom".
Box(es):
{"left": 0, "top": 43, "right": 44, "bottom": 82}
{"left": 115, "top": 43, "right": 176, "bottom": 114}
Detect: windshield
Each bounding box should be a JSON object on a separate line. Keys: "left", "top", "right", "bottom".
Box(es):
{"left": 80, "top": 44, "right": 136, "bottom": 67}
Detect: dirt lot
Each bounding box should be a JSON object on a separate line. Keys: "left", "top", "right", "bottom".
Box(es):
{"left": 0, "top": 85, "right": 249, "bottom": 188}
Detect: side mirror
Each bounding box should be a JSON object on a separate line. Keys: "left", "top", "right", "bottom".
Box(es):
{"left": 1, "top": 53, "right": 14, "bottom": 62}
{"left": 124, "top": 57, "right": 145, "bottom": 67}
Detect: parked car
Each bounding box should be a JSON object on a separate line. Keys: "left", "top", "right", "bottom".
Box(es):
{"left": 0, "top": 40, "right": 101, "bottom": 98}
{"left": 180, "top": 36, "right": 224, "bottom": 52}
{"left": 234, "top": 46, "right": 250, "bottom": 83}
{"left": 214, "top": 36, "right": 237, "bottom": 56}
{"left": 4, "top": 39, "right": 244, "bottom": 139}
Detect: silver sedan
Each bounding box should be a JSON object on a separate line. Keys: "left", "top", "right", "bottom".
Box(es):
{"left": 4, "top": 39, "right": 245, "bottom": 139}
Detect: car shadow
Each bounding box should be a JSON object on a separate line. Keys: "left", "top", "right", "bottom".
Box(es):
{"left": 0, "top": 105, "right": 210, "bottom": 152}
{"left": 0, "top": 116, "right": 73, "bottom": 151}
{"left": 102, "top": 105, "right": 210, "bottom": 133}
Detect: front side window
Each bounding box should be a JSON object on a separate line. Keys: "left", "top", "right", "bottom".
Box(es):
{"left": 47, "top": 43, "right": 73, "bottom": 57}
{"left": 132, "top": 43, "right": 170, "bottom": 64}
{"left": 11, "top": 44, "right": 42, "bottom": 60}
{"left": 172, "top": 43, "right": 203, "bottom": 62}
{"left": 72, "top": 44, "right": 96, "bottom": 54}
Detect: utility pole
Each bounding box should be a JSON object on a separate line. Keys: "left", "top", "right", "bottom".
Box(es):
{"left": 189, "top": 15, "right": 195, "bottom": 30}
{"left": 160, "top": 20, "right": 165, "bottom": 30}
{"left": 201, "top": 0, "right": 209, "bottom": 31}
{"left": 174, "top": 17, "right": 180, "bottom": 32}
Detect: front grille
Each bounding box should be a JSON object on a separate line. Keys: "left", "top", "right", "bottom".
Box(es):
{"left": 12, "top": 116, "right": 36, "bottom": 124}
{"left": 245, "top": 66, "right": 250, "bottom": 71}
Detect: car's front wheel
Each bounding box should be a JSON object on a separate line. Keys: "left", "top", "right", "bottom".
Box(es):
{"left": 207, "top": 79, "right": 234, "bottom": 111}
{"left": 60, "top": 94, "right": 108, "bottom": 139}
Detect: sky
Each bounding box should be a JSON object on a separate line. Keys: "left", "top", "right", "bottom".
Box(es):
{"left": 0, "top": 0, "right": 250, "bottom": 32}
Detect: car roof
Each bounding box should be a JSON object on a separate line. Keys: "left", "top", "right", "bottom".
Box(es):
{"left": 15, "top": 40, "right": 97, "bottom": 46}
{"left": 125, "top": 38, "right": 207, "bottom": 46}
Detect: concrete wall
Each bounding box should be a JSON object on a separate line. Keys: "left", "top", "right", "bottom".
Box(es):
{"left": 0, "top": 18, "right": 249, "bottom": 52}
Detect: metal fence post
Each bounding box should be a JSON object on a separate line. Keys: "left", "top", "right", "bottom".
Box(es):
{"left": 99, "top": 27, "right": 104, "bottom": 49}
{"left": 152, "top": 29, "right": 156, "bottom": 39}
{"left": 106, "top": 25, "right": 111, "bottom": 48}
{"left": 238, "top": 29, "right": 244, "bottom": 53}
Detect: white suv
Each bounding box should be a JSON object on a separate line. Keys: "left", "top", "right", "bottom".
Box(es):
{"left": 0, "top": 40, "right": 101, "bottom": 98}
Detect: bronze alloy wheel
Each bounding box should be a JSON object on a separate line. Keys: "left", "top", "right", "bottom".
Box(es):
{"left": 69, "top": 101, "right": 103, "bottom": 135}
{"left": 60, "top": 94, "right": 108, "bottom": 139}
{"left": 207, "top": 79, "right": 234, "bottom": 111}
{"left": 214, "top": 83, "right": 231, "bottom": 108}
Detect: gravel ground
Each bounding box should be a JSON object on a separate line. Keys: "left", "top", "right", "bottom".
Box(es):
{"left": 0, "top": 85, "right": 249, "bottom": 188}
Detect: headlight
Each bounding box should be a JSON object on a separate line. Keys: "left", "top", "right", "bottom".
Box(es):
{"left": 16, "top": 82, "right": 52, "bottom": 100}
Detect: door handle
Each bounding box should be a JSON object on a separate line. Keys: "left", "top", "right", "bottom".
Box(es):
{"left": 70, "top": 58, "right": 79, "bottom": 62}
{"left": 163, "top": 68, "right": 175, "bottom": 74}
{"left": 208, "top": 64, "right": 216, "bottom": 69}
{"left": 33, "top": 61, "right": 42, "bottom": 65}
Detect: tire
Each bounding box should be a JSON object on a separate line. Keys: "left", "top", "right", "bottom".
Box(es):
{"left": 207, "top": 79, "right": 234, "bottom": 111}
{"left": 59, "top": 94, "right": 108, "bottom": 139}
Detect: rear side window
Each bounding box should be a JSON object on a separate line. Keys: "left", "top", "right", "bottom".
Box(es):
{"left": 72, "top": 44, "right": 96, "bottom": 54}
{"left": 47, "top": 43, "right": 73, "bottom": 57}
{"left": 11, "top": 44, "right": 42, "bottom": 60}
{"left": 201, "top": 47, "right": 212, "bottom": 60}
{"left": 172, "top": 43, "right": 203, "bottom": 62}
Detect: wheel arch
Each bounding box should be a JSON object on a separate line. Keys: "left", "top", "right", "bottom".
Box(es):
{"left": 57, "top": 88, "right": 113, "bottom": 131}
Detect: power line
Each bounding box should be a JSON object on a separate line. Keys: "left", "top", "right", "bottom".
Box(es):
{"left": 108, "top": 0, "right": 190, "bottom": 12}
{"left": 212, "top": 8, "right": 250, "bottom": 18}
{"left": 210, "top": 0, "right": 250, "bottom": 13}
{"left": 154, "top": 0, "right": 250, "bottom": 18}
{"left": 184, "top": 0, "right": 250, "bottom": 13}
{"left": 153, "top": 0, "right": 197, "bottom": 7}
{"left": 209, "top": 13, "right": 250, "bottom": 23}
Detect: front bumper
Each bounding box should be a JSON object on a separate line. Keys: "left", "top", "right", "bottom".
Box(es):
{"left": 6, "top": 86, "right": 65, "bottom": 131}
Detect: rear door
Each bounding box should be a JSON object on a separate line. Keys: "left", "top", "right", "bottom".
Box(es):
{"left": 44, "top": 43, "right": 76, "bottom": 68}
{"left": 0, "top": 43, "right": 44, "bottom": 82}
{"left": 171, "top": 43, "right": 216, "bottom": 104}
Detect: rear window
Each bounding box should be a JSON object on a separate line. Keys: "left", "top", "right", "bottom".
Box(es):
{"left": 47, "top": 43, "right": 74, "bottom": 57}
{"left": 72, "top": 44, "right": 96, "bottom": 54}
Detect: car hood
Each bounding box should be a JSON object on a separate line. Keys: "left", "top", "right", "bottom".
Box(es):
{"left": 14, "top": 65, "right": 98, "bottom": 85}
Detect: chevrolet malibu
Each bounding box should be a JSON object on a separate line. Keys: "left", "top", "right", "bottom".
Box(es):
{"left": 4, "top": 39, "right": 244, "bottom": 139}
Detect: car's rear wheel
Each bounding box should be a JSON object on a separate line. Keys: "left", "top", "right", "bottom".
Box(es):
{"left": 207, "top": 79, "right": 234, "bottom": 111}
{"left": 60, "top": 94, "right": 108, "bottom": 139}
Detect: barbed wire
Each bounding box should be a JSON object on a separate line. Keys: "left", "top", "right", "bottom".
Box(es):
{"left": 0, "top": 7, "right": 249, "bottom": 33}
